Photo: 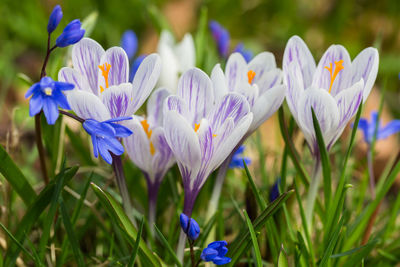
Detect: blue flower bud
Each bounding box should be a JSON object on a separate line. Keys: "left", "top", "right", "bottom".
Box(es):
{"left": 201, "top": 241, "right": 231, "bottom": 265}
{"left": 121, "top": 30, "right": 138, "bottom": 60}
{"left": 47, "top": 5, "right": 63, "bottom": 34}
{"left": 56, "top": 19, "right": 85, "bottom": 47}
{"left": 179, "top": 213, "right": 200, "bottom": 241}
{"left": 269, "top": 177, "right": 281, "bottom": 202}
{"left": 209, "top": 20, "right": 230, "bottom": 58}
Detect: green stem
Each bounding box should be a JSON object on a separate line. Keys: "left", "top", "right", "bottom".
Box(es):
{"left": 305, "top": 157, "right": 322, "bottom": 231}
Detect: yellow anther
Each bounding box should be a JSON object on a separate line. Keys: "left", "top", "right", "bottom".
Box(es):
{"left": 44, "top": 88, "right": 52, "bottom": 96}
{"left": 99, "top": 62, "right": 111, "bottom": 93}
{"left": 194, "top": 123, "right": 200, "bottom": 132}
{"left": 247, "top": 70, "right": 256, "bottom": 84}
{"left": 324, "top": 60, "right": 344, "bottom": 94}
{"left": 140, "top": 119, "right": 155, "bottom": 155}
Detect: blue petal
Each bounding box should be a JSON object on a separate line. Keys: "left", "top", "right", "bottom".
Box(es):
{"left": 188, "top": 218, "right": 200, "bottom": 240}
{"left": 29, "top": 93, "right": 43, "bottom": 116}
{"left": 39, "top": 76, "right": 54, "bottom": 88}
{"left": 180, "top": 214, "right": 189, "bottom": 233}
{"left": 357, "top": 118, "right": 370, "bottom": 144}
{"left": 110, "top": 123, "right": 133, "bottom": 138}
{"left": 130, "top": 54, "right": 146, "bottom": 81}
{"left": 83, "top": 119, "right": 116, "bottom": 138}
{"left": 47, "top": 5, "right": 63, "bottom": 33}
{"left": 378, "top": 120, "right": 400, "bottom": 140}
{"left": 97, "top": 139, "right": 113, "bottom": 164}
{"left": 121, "top": 30, "right": 138, "bottom": 60}
{"left": 104, "top": 116, "right": 132, "bottom": 124}
{"left": 201, "top": 248, "right": 218, "bottom": 261}
{"left": 43, "top": 98, "right": 59, "bottom": 125}
{"left": 54, "top": 81, "right": 75, "bottom": 91}
{"left": 91, "top": 135, "right": 99, "bottom": 158}
{"left": 25, "top": 83, "right": 40, "bottom": 98}
{"left": 104, "top": 137, "right": 124, "bottom": 156}
{"left": 212, "top": 256, "right": 231, "bottom": 265}
{"left": 52, "top": 89, "right": 70, "bottom": 110}
{"left": 208, "top": 241, "right": 227, "bottom": 249}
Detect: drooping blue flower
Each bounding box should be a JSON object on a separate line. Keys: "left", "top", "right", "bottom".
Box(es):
{"left": 25, "top": 76, "right": 74, "bottom": 124}
{"left": 56, "top": 19, "right": 85, "bottom": 47}
{"left": 83, "top": 117, "right": 133, "bottom": 164}
{"left": 357, "top": 111, "right": 400, "bottom": 145}
{"left": 233, "top": 43, "right": 253, "bottom": 62}
{"left": 130, "top": 54, "right": 146, "bottom": 81}
{"left": 269, "top": 177, "right": 281, "bottom": 202}
{"left": 179, "top": 213, "right": 200, "bottom": 241}
{"left": 209, "top": 20, "right": 230, "bottom": 58}
{"left": 201, "top": 241, "right": 231, "bottom": 265}
{"left": 229, "top": 145, "right": 251, "bottom": 169}
{"left": 121, "top": 30, "right": 138, "bottom": 60}
{"left": 47, "top": 5, "right": 63, "bottom": 34}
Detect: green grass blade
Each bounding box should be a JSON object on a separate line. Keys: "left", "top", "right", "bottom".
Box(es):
{"left": 243, "top": 210, "right": 262, "bottom": 267}
{"left": 0, "top": 144, "right": 36, "bottom": 205}
{"left": 154, "top": 224, "right": 182, "bottom": 267}
{"left": 243, "top": 160, "right": 267, "bottom": 209}
{"left": 195, "top": 6, "right": 208, "bottom": 69}
{"left": 128, "top": 217, "right": 144, "bottom": 267}
{"left": 337, "top": 240, "right": 378, "bottom": 267}
{"left": 59, "top": 198, "right": 85, "bottom": 267}
{"left": 0, "top": 222, "right": 35, "bottom": 261}
{"left": 319, "top": 216, "right": 345, "bottom": 267}
{"left": 311, "top": 108, "right": 332, "bottom": 210}
{"left": 278, "top": 247, "right": 289, "bottom": 267}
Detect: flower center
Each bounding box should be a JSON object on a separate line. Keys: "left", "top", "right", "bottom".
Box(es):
{"left": 324, "top": 60, "right": 344, "bottom": 94}
{"left": 194, "top": 123, "right": 217, "bottom": 137}
{"left": 140, "top": 119, "right": 155, "bottom": 155}
{"left": 44, "top": 87, "right": 52, "bottom": 96}
{"left": 99, "top": 62, "right": 111, "bottom": 93}
{"left": 247, "top": 70, "right": 256, "bottom": 84}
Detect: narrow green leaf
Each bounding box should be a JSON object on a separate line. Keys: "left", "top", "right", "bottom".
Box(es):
{"left": 338, "top": 240, "right": 378, "bottom": 267}
{"left": 59, "top": 199, "right": 85, "bottom": 267}
{"left": 154, "top": 224, "right": 182, "bottom": 267}
{"left": 0, "top": 222, "right": 35, "bottom": 261}
{"left": 81, "top": 11, "right": 98, "bottom": 38}
{"left": 319, "top": 216, "right": 345, "bottom": 267}
{"left": 278, "top": 247, "right": 289, "bottom": 267}
{"left": 128, "top": 217, "right": 144, "bottom": 267}
{"left": 311, "top": 108, "right": 332, "bottom": 210}
{"left": 0, "top": 144, "right": 36, "bottom": 205}
{"left": 195, "top": 6, "right": 208, "bottom": 69}
{"left": 243, "top": 160, "right": 267, "bottom": 209}
{"left": 243, "top": 210, "right": 262, "bottom": 267}
{"left": 90, "top": 183, "right": 161, "bottom": 267}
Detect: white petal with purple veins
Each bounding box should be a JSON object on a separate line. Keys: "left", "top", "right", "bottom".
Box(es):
{"left": 225, "top": 53, "right": 247, "bottom": 92}
{"left": 101, "top": 83, "right": 132, "bottom": 118}
{"left": 211, "top": 64, "right": 228, "bottom": 103}
{"left": 255, "top": 68, "right": 282, "bottom": 95}
{"left": 67, "top": 90, "right": 111, "bottom": 121}
{"left": 285, "top": 62, "right": 305, "bottom": 120}
{"left": 72, "top": 38, "right": 105, "bottom": 95}
{"left": 147, "top": 88, "right": 170, "bottom": 127}
{"left": 248, "top": 52, "right": 276, "bottom": 84}
{"left": 98, "top": 47, "right": 129, "bottom": 90}
{"left": 58, "top": 67, "right": 91, "bottom": 93}
{"left": 163, "top": 95, "right": 190, "bottom": 121}
{"left": 151, "top": 127, "right": 175, "bottom": 179}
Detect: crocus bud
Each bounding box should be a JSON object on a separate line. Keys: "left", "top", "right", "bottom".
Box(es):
{"left": 121, "top": 30, "right": 138, "bottom": 60}
{"left": 47, "top": 5, "right": 63, "bottom": 33}
{"left": 179, "top": 213, "right": 200, "bottom": 241}
{"left": 56, "top": 19, "right": 85, "bottom": 47}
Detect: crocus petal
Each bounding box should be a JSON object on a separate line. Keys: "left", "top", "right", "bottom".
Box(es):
{"left": 157, "top": 34, "right": 180, "bottom": 92}
{"left": 283, "top": 35, "right": 316, "bottom": 89}
{"left": 250, "top": 84, "right": 286, "bottom": 133}
{"left": 285, "top": 61, "right": 305, "bottom": 119}
{"left": 177, "top": 68, "right": 214, "bottom": 125}
{"left": 235, "top": 82, "right": 259, "bottom": 107}
{"left": 174, "top": 33, "right": 196, "bottom": 73}
{"left": 211, "top": 64, "right": 229, "bottom": 103}
{"left": 129, "top": 54, "right": 162, "bottom": 114}
{"left": 151, "top": 127, "right": 175, "bottom": 178}
{"left": 255, "top": 68, "right": 282, "bottom": 95}
{"left": 351, "top": 47, "right": 379, "bottom": 101}
{"left": 225, "top": 53, "right": 247, "bottom": 92}
{"left": 98, "top": 47, "right": 129, "bottom": 90}
{"left": 147, "top": 88, "right": 170, "bottom": 127}
{"left": 335, "top": 79, "right": 364, "bottom": 128}
{"left": 311, "top": 44, "right": 352, "bottom": 96}
{"left": 248, "top": 52, "right": 277, "bottom": 84}
{"left": 163, "top": 95, "right": 190, "bottom": 121}
{"left": 163, "top": 110, "right": 201, "bottom": 176}
{"left": 29, "top": 93, "right": 43, "bottom": 116}
{"left": 43, "top": 98, "right": 59, "bottom": 125}
{"left": 101, "top": 83, "right": 132, "bottom": 118}
{"left": 67, "top": 90, "right": 111, "bottom": 121}
{"left": 72, "top": 38, "right": 105, "bottom": 95}
{"left": 58, "top": 67, "right": 91, "bottom": 93}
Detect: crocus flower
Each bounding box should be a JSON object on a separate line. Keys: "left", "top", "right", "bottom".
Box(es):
{"left": 83, "top": 116, "right": 133, "bottom": 164}
{"left": 163, "top": 68, "right": 253, "bottom": 215}
{"left": 157, "top": 30, "right": 195, "bottom": 93}
{"left": 25, "top": 77, "right": 74, "bottom": 124}
{"left": 357, "top": 111, "right": 400, "bottom": 145}
{"left": 233, "top": 43, "right": 253, "bottom": 62}
{"left": 201, "top": 241, "right": 231, "bottom": 265}
{"left": 47, "top": 5, "right": 63, "bottom": 34}
{"left": 209, "top": 20, "right": 230, "bottom": 58}
{"left": 123, "top": 89, "right": 175, "bottom": 224}
{"left": 229, "top": 145, "right": 251, "bottom": 169}
{"left": 211, "top": 52, "right": 286, "bottom": 135}
{"left": 179, "top": 213, "right": 200, "bottom": 241}
{"left": 121, "top": 30, "right": 138, "bottom": 60}
{"left": 58, "top": 38, "right": 161, "bottom": 121}
{"left": 55, "top": 19, "right": 85, "bottom": 47}
{"left": 283, "top": 36, "right": 379, "bottom": 156}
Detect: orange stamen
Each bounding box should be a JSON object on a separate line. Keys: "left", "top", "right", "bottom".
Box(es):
{"left": 99, "top": 62, "right": 111, "bottom": 93}
{"left": 324, "top": 60, "right": 344, "bottom": 94}
{"left": 194, "top": 123, "right": 200, "bottom": 132}
{"left": 247, "top": 70, "right": 256, "bottom": 84}
{"left": 140, "top": 119, "right": 155, "bottom": 155}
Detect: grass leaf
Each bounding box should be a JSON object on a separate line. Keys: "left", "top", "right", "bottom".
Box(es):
{"left": 243, "top": 210, "right": 262, "bottom": 267}
{"left": 128, "top": 217, "right": 145, "bottom": 267}
{"left": 154, "top": 224, "right": 182, "bottom": 267}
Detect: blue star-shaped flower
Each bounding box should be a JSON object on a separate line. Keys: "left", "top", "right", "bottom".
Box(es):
{"left": 83, "top": 117, "right": 133, "bottom": 164}
{"left": 357, "top": 111, "right": 400, "bottom": 145}
{"left": 201, "top": 240, "right": 231, "bottom": 265}
{"left": 25, "top": 76, "right": 74, "bottom": 124}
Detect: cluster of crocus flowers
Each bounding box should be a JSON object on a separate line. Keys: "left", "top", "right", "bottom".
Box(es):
{"left": 283, "top": 35, "right": 379, "bottom": 156}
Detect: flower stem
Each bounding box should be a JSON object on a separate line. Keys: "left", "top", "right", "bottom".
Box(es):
{"left": 305, "top": 157, "right": 322, "bottom": 231}
{"left": 111, "top": 154, "right": 136, "bottom": 226}
{"left": 59, "top": 110, "right": 84, "bottom": 123}
{"left": 189, "top": 240, "right": 196, "bottom": 267}
{"left": 177, "top": 230, "right": 186, "bottom": 264}
{"left": 35, "top": 114, "right": 49, "bottom": 185}
{"left": 367, "top": 145, "right": 376, "bottom": 199}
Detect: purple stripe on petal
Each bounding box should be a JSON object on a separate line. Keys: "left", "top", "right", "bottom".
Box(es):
{"left": 101, "top": 84, "right": 132, "bottom": 118}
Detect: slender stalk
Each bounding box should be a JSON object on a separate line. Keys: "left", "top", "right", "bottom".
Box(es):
{"left": 111, "top": 154, "right": 136, "bottom": 226}
{"left": 146, "top": 178, "right": 160, "bottom": 237}
{"left": 305, "top": 157, "right": 322, "bottom": 231}
{"left": 367, "top": 145, "right": 376, "bottom": 199}
{"left": 35, "top": 114, "right": 49, "bottom": 184}
{"left": 189, "top": 240, "right": 196, "bottom": 267}
{"left": 177, "top": 230, "right": 186, "bottom": 264}
{"left": 59, "top": 110, "right": 84, "bottom": 123}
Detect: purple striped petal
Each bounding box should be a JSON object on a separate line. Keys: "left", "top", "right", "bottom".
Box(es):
{"left": 66, "top": 90, "right": 111, "bottom": 121}
{"left": 255, "top": 68, "right": 282, "bottom": 95}
{"left": 225, "top": 53, "right": 247, "bottom": 92}
{"left": 335, "top": 80, "right": 364, "bottom": 128}
{"left": 284, "top": 62, "right": 305, "bottom": 119}
{"left": 248, "top": 52, "right": 276, "bottom": 85}
{"left": 351, "top": 47, "right": 379, "bottom": 101}
{"left": 72, "top": 38, "right": 105, "bottom": 95}
{"left": 98, "top": 47, "right": 129, "bottom": 89}
{"left": 101, "top": 83, "right": 132, "bottom": 118}
{"left": 163, "top": 95, "right": 190, "bottom": 121}
{"left": 151, "top": 127, "right": 175, "bottom": 179}
{"left": 283, "top": 36, "right": 316, "bottom": 89}
{"left": 147, "top": 88, "right": 170, "bottom": 127}
{"left": 211, "top": 64, "right": 228, "bottom": 103}
{"left": 58, "top": 67, "right": 91, "bottom": 93}
{"left": 311, "top": 45, "right": 351, "bottom": 96}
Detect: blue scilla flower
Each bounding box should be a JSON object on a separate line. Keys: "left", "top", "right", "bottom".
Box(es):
{"left": 130, "top": 54, "right": 146, "bottom": 81}
{"left": 357, "top": 111, "right": 400, "bottom": 145}
{"left": 201, "top": 241, "right": 231, "bottom": 265}
{"left": 56, "top": 19, "right": 85, "bottom": 47}
{"left": 233, "top": 43, "right": 253, "bottom": 62}
{"left": 179, "top": 213, "right": 200, "bottom": 241}
{"left": 25, "top": 77, "right": 74, "bottom": 125}
{"left": 209, "top": 20, "right": 230, "bottom": 58}
{"left": 83, "top": 117, "right": 133, "bottom": 164}
{"left": 229, "top": 145, "right": 251, "bottom": 169}
{"left": 269, "top": 177, "right": 281, "bottom": 202}
{"left": 121, "top": 30, "right": 138, "bottom": 60}
{"left": 47, "top": 5, "right": 63, "bottom": 34}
